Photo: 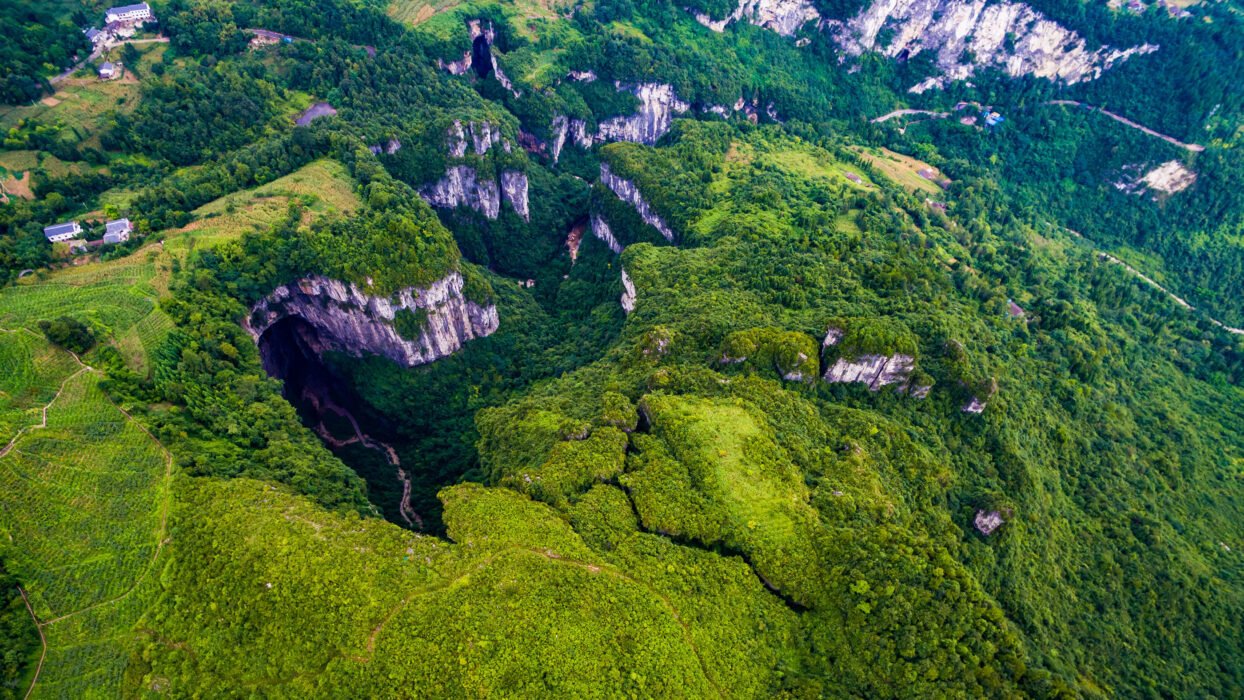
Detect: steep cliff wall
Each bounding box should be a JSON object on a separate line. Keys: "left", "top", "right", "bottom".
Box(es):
{"left": 590, "top": 214, "right": 623, "bottom": 254}
{"left": 550, "top": 83, "right": 691, "bottom": 162}
{"left": 422, "top": 122, "right": 529, "bottom": 221}
{"left": 821, "top": 327, "right": 929, "bottom": 395}
{"left": 621, "top": 268, "right": 637, "bottom": 313}
{"left": 246, "top": 272, "right": 499, "bottom": 368}
{"left": 831, "top": 0, "right": 1156, "bottom": 85}
{"left": 600, "top": 163, "right": 676, "bottom": 242}
{"left": 692, "top": 0, "right": 821, "bottom": 37}
{"left": 438, "top": 19, "right": 519, "bottom": 96}
{"left": 423, "top": 165, "right": 502, "bottom": 219}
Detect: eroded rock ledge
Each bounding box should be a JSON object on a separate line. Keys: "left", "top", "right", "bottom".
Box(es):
{"left": 421, "top": 121, "right": 530, "bottom": 221}
{"left": 600, "top": 163, "right": 676, "bottom": 242}
{"left": 246, "top": 272, "right": 499, "bottom": 368}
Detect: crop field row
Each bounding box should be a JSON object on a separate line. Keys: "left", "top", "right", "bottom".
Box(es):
{"left": 0, "top": 370, "right": 167, "bottom": 620}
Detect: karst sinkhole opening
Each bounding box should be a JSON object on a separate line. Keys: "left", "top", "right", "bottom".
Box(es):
{"left": 257, "top": 316, "right": 467, "bottom": 533}
{"left": 471, "top": 34, "right": 492, "bottom": 79}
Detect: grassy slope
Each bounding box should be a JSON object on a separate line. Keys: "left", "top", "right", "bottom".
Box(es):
{"left": 0, "top": 159, "right": 359, "bottom": 696}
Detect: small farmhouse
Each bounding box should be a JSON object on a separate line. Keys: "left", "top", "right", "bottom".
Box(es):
{"left": 98, "top": 62, "right": 117, "bottom": 80}
{"left": 105, "top": 2, "right": 153, "bottom": 24}
{"left": 104, "top": 218, "right": 133, "bottom": 244}
{"left": 84, "top": 27, "right": 103, "bottom": 44}
{"left": 44, "top": 222, "right": 82, "bottom": 243}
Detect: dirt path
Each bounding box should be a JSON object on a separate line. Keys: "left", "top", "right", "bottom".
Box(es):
{"left": 3, "top": 334, "right": 177, "bottom": 698}
{"left": 305, "top": 391, "right": 423, "bottom": 529}
{"left": 871, "top": 109, "right": 950, "bottom": 124}
{"left": 1060, "top": 232, "right": 1244, "bottom": 334}
{"left": 18, "top": 587, "right": 46, "bottom": 700}
{"left": 1097, "top": 251, "right": 1244, "bottom": 334}
{"left": 1046, "top": 101, "right": 1205, "bottom": 152}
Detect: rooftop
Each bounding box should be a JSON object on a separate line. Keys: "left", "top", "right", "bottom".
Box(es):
{"left": 107, "top": 3, "right": 151, "bottom": 14}
{"left": 43, "top": 222, "right": 80, "bottom": 238}
{"left": 105, "top": 218, "right": 132, "bottom": 234}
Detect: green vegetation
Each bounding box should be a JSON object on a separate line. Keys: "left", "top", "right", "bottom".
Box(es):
{"left": 0, "top": 0, "right": 89, "bottom": 104}
{"left": 0, "top": 0, "right": 1240, "bottom": 696}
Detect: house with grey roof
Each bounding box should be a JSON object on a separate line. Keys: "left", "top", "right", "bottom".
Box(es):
{"left": 105, "top": 3, "right": 152, "bottom": 24}
{"left": 99, "top": 62, "right": 117, "bottom": 80}
{"left": 84, "top": 27, "right": 103, "bottom": 44}
{"left": 43, "top": 222, "right": 82, "bottom": 243}
{"left": 103, "top": 219, "right": 132, "bottom": 244}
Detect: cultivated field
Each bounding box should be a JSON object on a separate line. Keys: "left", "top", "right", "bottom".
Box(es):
{"left": 850, "top": 146, "right": 947, "bottom": 194}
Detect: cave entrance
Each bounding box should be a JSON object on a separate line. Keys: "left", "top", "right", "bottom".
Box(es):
{"left": 471, "top": 34, "right": 493, "bottom": 78}
{"left": 257, "top": 316, "right": 425, "bottom": 530}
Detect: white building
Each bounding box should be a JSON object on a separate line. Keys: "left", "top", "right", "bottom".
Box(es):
{"left": 98, "top": 62, "right": 117, "bottom": 80}
{"left": 43, "top": 222, "right": 82, "bottom": 243}
{"left": 105, "top": 3, "right": 152, "bottom": 24}
{"left": 103, "top": 219, "right": 132, "bottom": 244}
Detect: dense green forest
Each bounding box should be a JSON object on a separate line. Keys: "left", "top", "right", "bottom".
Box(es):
{"left": 0, "top": 0, "right": 1242, "bottom": 695}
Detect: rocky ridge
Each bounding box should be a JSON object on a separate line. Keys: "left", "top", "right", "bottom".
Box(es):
{"left": 691, "top": 0, "right": 821, "bottom": 37}
{"left": 599, "top": 163, "right": 676, "bottom": 242}
{"left": 246, "top": 272, "right": 499, "bottom": 368}
{"left": 821, "top": 327, "right": 929, "bottom": 395}
{"left": 829, "top": 0, "right": 1157, "bottom": 86}
{"left": 421, "top": 121, "right": 530, "bottom": 221}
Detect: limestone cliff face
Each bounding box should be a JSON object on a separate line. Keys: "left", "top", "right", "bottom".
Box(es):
{"left": 821, "top": 327, "right": 928, "bottom": 395}
{"left": 438, "top": 19, "right": 519, "bottom": 96}
{"left": 550, "top": 82, "right": 690, "bottom": 162}
{"left": 823, "top": 353, "right": 917, "bottom": 389}
{"left": 830, "top": 0, "right": 1156, "bottom": 85}
{"left": 422, "top": 122, "right": 529, "bottom": 221}
{"left": 600, "top": 163, "right": 675, "bottom": 242}
{"left": 597, "top": 83, "right": 690, "bottom": 145}
{"left": 500, "top": 170, "right": 530, "bottom": 221}
{"left": 621, "top": 268, "right": 637, "bottom": 314}
{"left": 423, "top": 165, "right": 502, "bottom": 219}
{"left": 590, "top": 213, "right": 623, "bottom": 254}
{"left": 692, "top": 0, "right": 821, "bottom": 37}
{"left": 246, "top": 272, "right": 499, "bottom": 368}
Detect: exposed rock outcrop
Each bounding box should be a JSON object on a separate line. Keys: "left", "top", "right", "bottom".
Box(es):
{"left": 246, "top": 272, "right": 498, "bottom": 368}
{"left": 500, "top": 170, "right": 530, "bottom": 221}
{"left": 422, "top": 165, "right": 502, "bottom": 219}
{"left": 423, "top": 122, "right": 528, "bottom": 220}
{"left": 962, "top": 396, "right": 987, "bottom": 413}
{"left": 449, "top": 120, "right": 505, "bottom": 158}
{"left": 823, "top": 353, "right": 917, "bottom": 390}
{"left": 590, "top": 213, "right": 623, "bottom": 254}
{"left": 821, "top": 326, "right": 928, "bottom": 394}
{"left": 621, "top": 268, "right": 637, "bottom": 314}
{"left": 599, "top": 163, "right": 675, "bottom": 242}
{"left": 691, "top": 0, "right": 821, "bottom": 37}
{"left": 830, "top": 0, "right": 1157, "bottom": 85}
{"left": 438, "top": 19, "right": 520, "bottom": 96}
{"left": 549, "top": 83, "right": 690, "bottom": 163}
{"left": 597, "top": 83, "right": 690, "bottom": 145}
{"left": 974, "top": 509, "right": 1005, "bottom": 535}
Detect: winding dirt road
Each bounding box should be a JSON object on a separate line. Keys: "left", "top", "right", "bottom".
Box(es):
{"left": 1046, "top": 101, "right": 1205, "bottom": 152}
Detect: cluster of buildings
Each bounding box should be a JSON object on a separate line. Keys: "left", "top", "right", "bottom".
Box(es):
{"left": 952, "top": 102, "right": 1005, "bottom": 129}
{"left": 43, "top": 219, "right": 134, "bottom": 250}
{"left": 81, "top": 3, "right": 157, "bottom": 79}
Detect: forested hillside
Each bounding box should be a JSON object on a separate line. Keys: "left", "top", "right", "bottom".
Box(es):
{"left": 0, "top": 0, "right": 1241, "bottom": 696}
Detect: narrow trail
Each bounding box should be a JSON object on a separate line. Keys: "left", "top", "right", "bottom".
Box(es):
{"left": 1061, "top": 232, "right": 1244, "bottom": 335}
{"left": 1, "top": 330, "right": 177, "bottom": 698}
{"left": 18, "top": 587, "right": 46, "bottom": 700}
{"left": 1046, "top": 101, "right": 1205, "bottom": 152}
{"left": 305, "top": 390, "right": 423, "bottom": 529}
{"left": 871, "top": 108, "right": 949, "bottom": 123}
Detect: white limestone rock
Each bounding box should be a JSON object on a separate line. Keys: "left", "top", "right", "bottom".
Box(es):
{"left": 599, "top": 163, "right": 675, "bottom": 242}
{"left": 246, "top": 272, "right": 499, "bottom": 368}
{"left": 974, "top": 509, "right": 1005, "bottom": 535}
{"left": 590, "top": 213, "right": 623, "bottom": 254}
{"left": 823, "top": 353, "right": 916, "bottom": 390}
{"left": 831, "top": 0, "right": 1157, "bottom": 85}
{"left": 421, "top": 165, "right": 501, "bottom": 219}
{"left": 597, "top": 83, "right": 690, "bottom": 146}
{"left": 500, "top": 170, "right": 530, "bottom": 221}
{"left": 621, "top": 268, "right": 638, "bottom": 314}
{"left": 691, "top": 0, "right": 821, "bottom": 36}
